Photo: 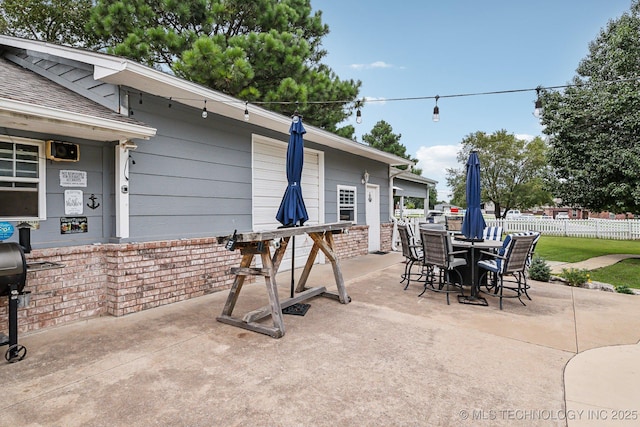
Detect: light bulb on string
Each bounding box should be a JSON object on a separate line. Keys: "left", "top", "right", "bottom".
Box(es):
{"left": 355, "top": 100, "right": 362, "bottom": 124}
{"left": 201, "top": 100, "right": 208, "bottom": 119}
{"left": 533, "top": 87, "right": 543, "bottom": 118}
{"left": 432, "top": 95, "right": 440, "bottom": 122}
{"left": 244, "top": 102, "right": 250, "bottom": 121}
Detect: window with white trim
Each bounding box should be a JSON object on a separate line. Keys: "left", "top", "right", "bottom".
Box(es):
{"left": 0, "top": 136, "right": 46, "bottom": 219}
{"left": 337, "top": 185, "right": 357, "bottom": 223}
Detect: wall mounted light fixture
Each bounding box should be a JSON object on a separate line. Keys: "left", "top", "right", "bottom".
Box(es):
{"left": 361, "top": 170, "right": 370, "bottom": 184}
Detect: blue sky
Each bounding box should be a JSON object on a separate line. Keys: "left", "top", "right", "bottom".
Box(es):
{"left": 312, "top": 0, "right": 633, "bottom": 199}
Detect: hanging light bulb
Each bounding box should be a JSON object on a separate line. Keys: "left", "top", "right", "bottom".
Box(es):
{"left": 201, "top": 100, "right": 208, "bottom": 119}
{"left": 356, "top": 100, "right": 362, "bottom": 124}
{"left": 244, "top": 102, "right": 250, "bottom": 121}
{"left": 432, "top": 95, "right": 440, "bottom": 122}
{"left": 533, "top": 87, "right": 543, "bottom": 118}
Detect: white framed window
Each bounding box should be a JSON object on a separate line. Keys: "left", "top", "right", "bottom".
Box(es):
{"left": 337, "top": 185, "right": 357, "bottom": 223}
{"left": 0, "top": 136, "right": 46, "bottom": 220}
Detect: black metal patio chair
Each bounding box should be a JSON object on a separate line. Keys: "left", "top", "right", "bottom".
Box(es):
{"left": 477, "top": 233, "right": 537, "bottom": 309}
{"left": 398, "top": 223, "right": 423, "bottom": 290}
{"left": 418, "top": 228, "right": 467, "bottom": 304}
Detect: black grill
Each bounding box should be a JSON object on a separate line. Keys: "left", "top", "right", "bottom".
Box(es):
{"left": 0, "top": 242, "right": 28, "bottom": 362}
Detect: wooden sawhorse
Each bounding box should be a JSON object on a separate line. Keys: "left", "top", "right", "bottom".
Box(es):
{"left": 216, "top": 222, "right": 352, "bottom": 338}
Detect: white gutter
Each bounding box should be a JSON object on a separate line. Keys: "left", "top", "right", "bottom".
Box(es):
{"left": 0, "top": 98, "right": 156, "bottom": 141}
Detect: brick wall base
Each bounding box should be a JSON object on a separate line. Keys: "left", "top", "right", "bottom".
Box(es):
{"left": 1, "top": 228, "right": 372, "bottom": 335}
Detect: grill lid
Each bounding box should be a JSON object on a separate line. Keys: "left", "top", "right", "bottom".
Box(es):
{"left": 0, "top": 243, "right": 27, "bottom": 296}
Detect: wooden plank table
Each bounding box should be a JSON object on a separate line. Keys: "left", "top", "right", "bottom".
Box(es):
{"left": 215, "top": 222, "right": 353, "bottom": 338}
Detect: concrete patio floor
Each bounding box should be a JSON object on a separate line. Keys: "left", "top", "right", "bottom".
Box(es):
{"left": 2, "top": 251, "right": 639, "bottom": 426}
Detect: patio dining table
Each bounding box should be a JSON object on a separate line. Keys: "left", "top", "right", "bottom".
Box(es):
{"left": 451, "top": 237, "right": 503, "bottom": 306}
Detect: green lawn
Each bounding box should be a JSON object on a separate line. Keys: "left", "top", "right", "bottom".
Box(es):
{"left": 535, "top": 236, "right": 640, "bottom": 289}
{"left": 589, "top": 259, "right": 640, "bottom": 289}
{"left": 535, "top": 236, "right": 640, "bottom": 263}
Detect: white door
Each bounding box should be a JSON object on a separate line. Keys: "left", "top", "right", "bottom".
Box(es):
{"left": 365, "top": 184, "right": 380, "bottom": 252}
{"left": 252, "top": 135, "right": 323, "bottom": 270}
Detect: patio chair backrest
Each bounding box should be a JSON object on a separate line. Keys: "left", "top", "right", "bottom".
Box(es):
{"left": 497, "top": 234, "right": 537, "bottom": 274}
{"left": 420, "top": 228, "right": 455, "bottom": 268}
{"left": 511, "top": 231, "right": 541, "bottom": 266}
{"left": 446, "top": 216, "right": 463, "bottom": 232}
{"left": 482, "top": 226, "right": 503, "bottom": 241}
{"left": 398, "top": 224, "right": 421, "bottom": 260}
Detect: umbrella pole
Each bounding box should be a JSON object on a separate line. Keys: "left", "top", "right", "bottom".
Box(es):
{"left": 290, "top": 235, "right": 295, "bottom": 298}
{"left": 282, "top": 233, "right": 311, "bottom": 316}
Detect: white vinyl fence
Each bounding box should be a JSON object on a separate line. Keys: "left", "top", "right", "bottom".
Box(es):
{"left": 397, "top": 217, "right": 640, "bottom": 241}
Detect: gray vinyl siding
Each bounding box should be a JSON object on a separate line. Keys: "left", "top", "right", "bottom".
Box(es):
{"left": 3, "top": 91, "right": 394, "bottom": 248}
{"left": 321, "top": 149, "right": 390, "bottom": 224}
{"left": 395, "top": 179, "right": 428, "bottom": 199}
{"left": 0, "top": 128, "right": 113, "bottom": 248}
{"left": 125, "top": 95, "right": 254, "bottom": 240}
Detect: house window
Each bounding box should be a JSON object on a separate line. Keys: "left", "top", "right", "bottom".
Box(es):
{"left": 0, "top": 136, "right": 46, "bottom": 219}
{"left": 338, "top": 185, "right": 357, "bottom": 223}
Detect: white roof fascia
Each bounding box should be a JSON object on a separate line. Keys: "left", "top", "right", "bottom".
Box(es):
{"left": 0, "top": 35, "right": 411, "bottom": 167}
{"left": 0, "top": 98, "right": 157, "bottom": 141}
{"left": 391, "top": 167, "right": 438, "bottom": 186}
{"left": 100, "top": 64, "right": 413, "bottom": 166}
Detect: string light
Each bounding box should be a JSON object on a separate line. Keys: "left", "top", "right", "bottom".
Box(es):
{"left": 129, "top": 77, "right": 640, "bottom": 123}
{"left": 432, "top": 95, "right": 440, "bottom": 122}
{"left": 533, "top": 87, "right": 543, "bottom": 118}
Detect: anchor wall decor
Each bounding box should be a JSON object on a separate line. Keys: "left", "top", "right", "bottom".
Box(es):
{"left": 87, "top": 194, "right": 100, "bottom": 210}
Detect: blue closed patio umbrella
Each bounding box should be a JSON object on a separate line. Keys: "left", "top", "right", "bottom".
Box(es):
{"left": 461, "top": 151, "right": 486, "bottom": 240}
{"left": 276, "top": 114, "right": 310, "bottom": 316}
{"left": 276, "top": 115, "right": 309, "bottom": 227}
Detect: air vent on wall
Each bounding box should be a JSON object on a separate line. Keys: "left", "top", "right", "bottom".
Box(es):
{"left": 46, "top": 140, "right": 80, "bottom": 162}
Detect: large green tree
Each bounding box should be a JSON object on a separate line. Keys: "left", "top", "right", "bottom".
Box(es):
{"left": 446, "top": 130, "right": 552, "bottom": 219}
{"left": 540, "top": 0, "right": 640, "bottom": 213}
{"left": 361, "top": 120, "right": 422, "bottom": 175}
{"left": 87, "top": 0, "right": 360, "bottom": 136}
{"left": 0, "top": 0, "right": 97, "bottom": 46}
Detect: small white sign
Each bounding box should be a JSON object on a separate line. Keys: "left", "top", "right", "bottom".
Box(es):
{"left": 64, "top": 190, "right": 84, "bottom": 215}
{"left": 60, "top": 170, "right": 87, "bottom": 187}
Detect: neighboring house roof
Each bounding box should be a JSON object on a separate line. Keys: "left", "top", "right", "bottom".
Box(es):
{"left": 0, "top": 35, "right": 411, "bottom": 166}
{"left": 391, "top": 166, "right": 437, "bottom": 186}
{"left": 0, "top": 55, "right": 156, "bottom": 142}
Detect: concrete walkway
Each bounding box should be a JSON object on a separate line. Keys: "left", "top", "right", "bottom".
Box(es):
{"left": 549, "top": 254, "right": 640, "bottom": 275}
{"left": 1, "top": 252, "right": 639, "bottom": 426}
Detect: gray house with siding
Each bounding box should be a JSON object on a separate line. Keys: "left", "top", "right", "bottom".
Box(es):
{"left": 0, "top": 35, "right": 420, "bottom": 333}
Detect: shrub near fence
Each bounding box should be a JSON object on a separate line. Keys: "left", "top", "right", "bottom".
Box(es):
{"left": 401, "top": 217, "right": 640, "bottom": 240}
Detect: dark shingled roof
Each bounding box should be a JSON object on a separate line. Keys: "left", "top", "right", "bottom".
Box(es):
{"left": 0, "top": 56, "right": 148, "bottom": 128}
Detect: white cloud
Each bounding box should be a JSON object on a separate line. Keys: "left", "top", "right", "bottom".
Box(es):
{"left": 349, "top": 61, "right": 394, "bottom": 70}
{"left": 415, "top": 144, "right": 461, "bottom": 200}
{"left": 515, "top": 133, "right": 535, "bottom": 142}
